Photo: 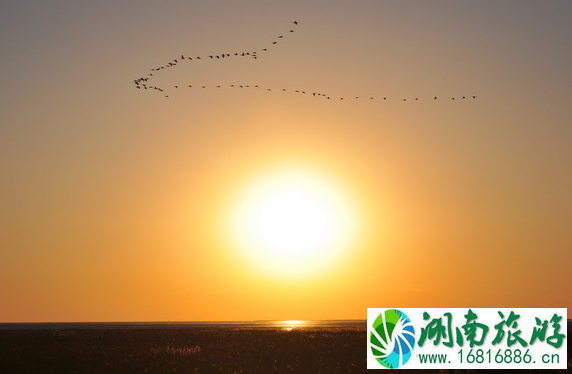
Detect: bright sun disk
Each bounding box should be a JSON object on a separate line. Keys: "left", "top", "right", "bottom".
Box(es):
{"left": 228, "top": 168, "right": 358, "bottom": 277}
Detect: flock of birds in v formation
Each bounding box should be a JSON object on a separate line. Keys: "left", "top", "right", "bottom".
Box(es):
{"left": 133, "top": 21, "right": 477, "bottom": 102}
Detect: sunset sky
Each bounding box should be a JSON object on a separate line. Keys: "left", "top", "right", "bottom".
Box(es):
{"left": 1, "top": 1, "right": 571, "bottom": 322}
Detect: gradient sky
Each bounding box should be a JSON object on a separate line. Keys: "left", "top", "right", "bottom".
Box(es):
{"left": 1, "top": 0, "right": 571, "bottom": 322}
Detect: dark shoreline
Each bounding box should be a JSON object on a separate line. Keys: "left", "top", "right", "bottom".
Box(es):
{"left": 1, "top": 323, "right": 569, "bottom": 374}
{"left": 0, "top": 320, "right": 365, "bottom": 332}
{"left": 1, "top": 326, "right": 364, "bottom": 374}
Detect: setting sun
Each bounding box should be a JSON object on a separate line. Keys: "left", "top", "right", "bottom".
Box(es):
{"left": 227, "top": 167, "right": 359, "bottom": 278}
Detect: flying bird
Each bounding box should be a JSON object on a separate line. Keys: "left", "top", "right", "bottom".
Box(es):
{"left": 133, "top": 20, "right": 478, "bottom": 106}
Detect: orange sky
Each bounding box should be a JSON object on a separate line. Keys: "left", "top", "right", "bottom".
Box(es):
{"left": 1, "top": 1, "right": 571, "bottom": 322}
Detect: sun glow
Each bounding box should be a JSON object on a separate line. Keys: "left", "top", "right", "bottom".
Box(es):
{"left": 228, "top": 167, "right": 359, "bottom": 277}
{"left": 280, "top": 320, "right": 306, "bottom": 331}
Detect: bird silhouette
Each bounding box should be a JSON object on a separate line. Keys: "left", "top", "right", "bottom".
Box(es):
{"left": 134, "top": 20, "right": 477, "bottom": 104}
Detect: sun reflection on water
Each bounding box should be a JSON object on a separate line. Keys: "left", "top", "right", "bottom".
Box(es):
{"left": 280, "top": 320, "right": 306, "bottom": 331}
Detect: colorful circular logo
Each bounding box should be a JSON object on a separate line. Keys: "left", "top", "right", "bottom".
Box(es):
{"left": 369, "top": 309, "right": 416, "bottom": 368}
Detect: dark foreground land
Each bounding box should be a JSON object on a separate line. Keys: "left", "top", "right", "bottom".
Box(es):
{"left": 0, "top": 325, "right": 570, "bottom": 374}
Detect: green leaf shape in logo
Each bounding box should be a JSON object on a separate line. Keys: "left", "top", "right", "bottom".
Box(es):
{"left": 370, "top": 309, "right": 416, "bottom": 368}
